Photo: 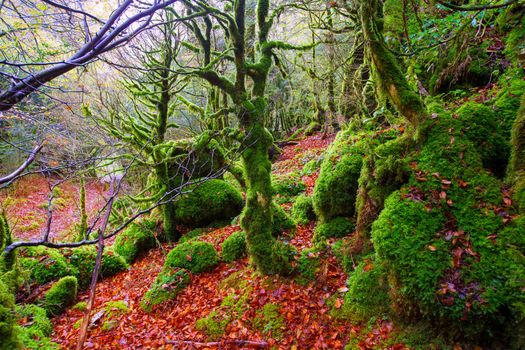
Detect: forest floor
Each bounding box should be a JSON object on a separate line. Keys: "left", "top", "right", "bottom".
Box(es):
{"left": 4, "top": 133, "right": 407, "bottom": 349}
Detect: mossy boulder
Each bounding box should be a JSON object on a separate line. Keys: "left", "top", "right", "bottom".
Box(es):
{"left": 19, "top": 247, "right": 77, "bottom": 286}
{"left": 455, "top": 101, "right": 509, "bottom": 176}
{"left": 291, "top": 194, "right": 315, "bottom": 225}
{"left": 113, "top": 222, "right": 157, "bottom": 263}
{"left": 221, "top": 231, "right": 246, "bottom": 263}
{"left": 295, "top": 248, "right": 320, "bottom": 285}
{"left": 43, "top": 276, "right": 78, "bottom": 316}
{"left": 313, "top": 217, "right": 355, "bottom": 242}
{"left": 64, "top": 246, "right": 128, "bottom": 288}
{"left": 141, "top": 268, "right": 190, "bottom": 312}
{"left": 174, "top": 179, "right": 244, "bottom": 227}
{"left": 16, "top": 304, "right": 58, "bottom": 350}
{"left": 313, "top": 130, "right": 366, "bottom": 222}
{"left": 370, "top": 117, "right": 525, "bottom": 342}
{"left": 494, "top": 78, "right": 525, "bottom": 137}
{"left": 164, "top": 241, "right": 218, "bottom": 274}
{"left": 271, "top": 172, "right": 306, "bottom": 200}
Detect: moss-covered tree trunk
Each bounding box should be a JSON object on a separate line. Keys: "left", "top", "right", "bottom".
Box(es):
{"left": 510, "top": 93, "right": 525, "bottom": 212}
{"left": 359, "top": 0, "right": 425, "bottom": 128}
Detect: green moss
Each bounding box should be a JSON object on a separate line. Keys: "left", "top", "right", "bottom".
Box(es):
{"left": 195, "top": 311, "right": 229, "bottom": 340}
{"left": 175, "top": 179, "right": 244, "bottom": 227}
{"left": 295, "top": 248, "right": 320, "bottom": 285}
{"left": 510, "top": 93, "right": 525, "bottom": 212}
{"left": 304, "top": 121, "right": 321, "bottom": 136}
{"left": 43, "top": 276, "right": 78, "bottom": 316}
{"left": 164, "top": 241, "right": 218, "bottom": 274}
{"left": 456, "top": 101, "right": 509, "bottom": 176}
{"left": 141, "top": 268, "right": 190, "bottom": 312}
{"left": 16, "top": 304, "right": 58, "bottom": 350}
{"left": 271, "top": 204, "right": 296, "bottom": 236}
{"left": 221, "top": 231, "right": 246, "bottom": 263}
{"left": 101, "top": 300, "right": 128, "bottom": 331}
{"left": 340, "top": 259, "right": 390, "bottom": 323}
{"left": 291, "top": 194, "right": 315, "bottom": 225}
{"left": 313, "top": 130, "right": 366, "bottom": 222}
{"left": 271, "top": 172, "right": 306, "bottom": 202}
{"left": 195, "top": 288, "right": 252, "bottom": 340}
{"left": 72, "top": 301, "right": 87, "bottom": 311}
{"left": 314, "top": 217, "right": 355, "bottom": 243}
{"left": 368, "top": 117, "right": 525, "bottom": 343}
{"left": 179, "top": 228, "right": 210, "bottom": 243}
{"left": 19, "top": 247, "right": 77, "bottom": 285}
{"left": 0, "top": 276, "right": 19, "bottom": 350}
{"left": 113, "top": 222, "right": 157, "bottom": 263}
{"left": 253, "top": 303, "right": 285, "bottom": 340}
{"left": 64, "top": 246, "right": 128, "bottom": 289}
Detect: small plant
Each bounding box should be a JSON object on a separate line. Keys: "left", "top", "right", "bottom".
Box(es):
{"left": 101, "top": 300, "right": 128, "bottom": 331}
{"left": 165, "top": 241, "right": 219, "bottom": 273}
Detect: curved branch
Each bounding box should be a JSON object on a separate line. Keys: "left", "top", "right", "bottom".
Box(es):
{"left": 435, "top": 0, "right": 520, "bottom": 11}
{"left": 0, "top": 142, "right": 44, "bottom": 185}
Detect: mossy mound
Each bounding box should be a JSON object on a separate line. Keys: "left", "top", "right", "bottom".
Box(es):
{"left": 253, "top": 303, "right": 285, "bottom": 340}
{"left": 164, "top": 241, "right": 219, "bottom": 274}
{"left": 101, "top": 300, "right": 129, "bottom": 331}
{"left": 174, "top": 179, "right": 244, "bottom": 227}
{"left": 19, "top": 247, "right": 77, "bottom": 286}
{"left": 369, "top": 117, "right": 525, "bottom": 343}
{"left": 16, "top": 304, "right": 58, "bottom": 350}
{"left": 64, "top": 246, "right": 128, "bottom": 288}
{"left": 304, "top": 121, "right": 321, "bottom": 136}
{"left": 43, "top": 276, "right": 78, "bottom": 316}
{"left": 221, "top": 231, "right": 246, "bottom": 263}
{"left": 271, "top": 172, "right": 306, "bottom": 202}
{"left": 314, "top": 217, "right": 355, "bottom": 242}
{"left": 494, "top": 78, "right": 525, "bottom": 137}
{"left": 455, "top": 101, "right": 509, "bottom": 176}
{"left": 113, "top": 222, "right": 157, "bottom": 263}
{"left": 295, "top": 248, "right": 320, "bottom": 285}
{"left": 313, "top": 129, "right": 366, "bottom": 222}
{"left": 291, "top": 194, "right": 315, "bottom": 225}
{"left": 141, "top": 268, "right": 190, "bottom": 312}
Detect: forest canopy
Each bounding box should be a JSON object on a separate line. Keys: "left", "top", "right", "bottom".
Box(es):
{"left": 1, "top": 0, "right": 524, "bottom": 349}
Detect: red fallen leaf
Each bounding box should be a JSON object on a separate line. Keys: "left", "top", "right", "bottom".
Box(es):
{"left": 447, "top": 199, "right": 454, "bottom": 206}
{"left": 458, "top": 179, "right": 468, "bottom": 188}
{"left": 334, "top": 298, "right": 343, "bottom": 309}
{"left": 432, "top": 172, "right": 441, "bottom": 178}
{"left": 428, "top": 245, "right": 437, "bottom": 251}
{"left": 185, "top": 254, "right": 192, "bottom": 262}
{"left": 441, "top": 179, "right": 452, "bottom": 186}
{"left": 416, "top": 177, "right": 428, "bottom": 182}
{"left": 439, "top": 191, "right": 447, "bottom": 199}
{"left": 503, "top": 197, "right": 512, "bottom": 206}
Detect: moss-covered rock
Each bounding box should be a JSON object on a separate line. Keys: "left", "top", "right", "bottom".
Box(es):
{"left": 494, "top": 78, "right": 525, "bottom": 138}
{"left": 253, "top": 303, "right": 285, "bottom": 340}
{"left": 19, "top": 247, "right": 77, "bottom": 286}
{"left": 113, "top": 222, "right": 157, "bottom": 263}
{"left": 174, "top": 179, "right": 244, "bottom": 227}
{"left": 313, "top": 217, "right": 355, "bottom": 242}
{"left": 64, "top": 246, "right": 128, "bottom": 289}
{"left": 221, "top": 231, "right": 246, "bottom": 263}
{"left": 313, "top": 130, "right": 366, "bottom": 222}
{"left": 291, "top": 194, "right": 315, "bottom": 225}
{"left": 16, "top": 304, "right": 58, "bottom": 350}
{"left": 164, "top": 241, "right": 218, "bottom": 274}
{"left": 304, "top": 121, "right": 321, "bottom": 136}
{"left": 43, "top": 276, "right": 78, "bottom": 316}
{"left": 370, "top": 117, "right": 525, "bottom": 343}
{"left": 456, "top": 101, "right": 509, "bottom": 176}
{"left": 101, "top": 300, "right": 129, "bottom": 331}
{"left": 140, "top": 267, "right": 190, "bottom": 312}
